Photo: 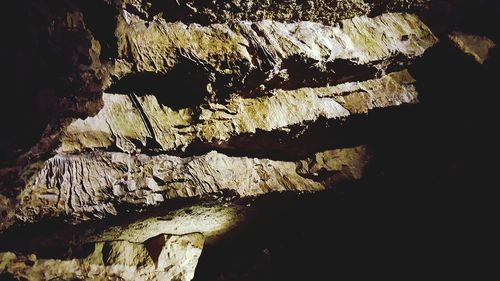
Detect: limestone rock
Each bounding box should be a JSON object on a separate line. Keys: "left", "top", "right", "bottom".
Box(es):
{"left": 297, "top": 146, "right": 371, "bottom": 180}
{"left": 0, "top": 232, "right": 204, "bottom": 281}
{"left": 109, "top": 13, "right": 437, "bottom": 97}
{"left": 0, "top": 0, "right": 495, "bottom": 279}
{"left": 449, "top": 32, "right": 496, "bottom": 64}
{"left": 14, "top": 146, "right": 370, "bottom": 225}
{"left": 92, "top": 204, "right": 247, "bottom": 245}
{"left": 61, "top": 70, "right": 418, "bottom": 153}
{"left": 0, "top": 2, "right": 436, "bottom": 241}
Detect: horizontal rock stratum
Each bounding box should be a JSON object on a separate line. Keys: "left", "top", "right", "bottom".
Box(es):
{"left": 16, "top": 146, "right": 370, "bottom": 224}
{"left": 62, "top": 70, "right": 418, "bottom": 153}
{"left": 110, "top": 13, "right": 437, "bottom": 97}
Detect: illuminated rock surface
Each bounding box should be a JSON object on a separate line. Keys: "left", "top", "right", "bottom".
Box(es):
{"left": 62, "top": 70, "right": 418, "bottom": 153}
{"left": 0, "top": 233, "right": 204, "bottom": 281}
{"left": 1, "top": 0, "right": 496, "bottom": 280}
{"left": 16, "top": 146, "right": 370, "bottom": 225}
{"left": 449, "top": 32, "right": 496, "bottom": 64}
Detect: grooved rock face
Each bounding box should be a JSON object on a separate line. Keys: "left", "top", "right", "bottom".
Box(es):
{"left": 0, "top": 0, "right": 439, "bottom": 237}
{"left": 1, "top": 9, "right": 434, "bottom": 231}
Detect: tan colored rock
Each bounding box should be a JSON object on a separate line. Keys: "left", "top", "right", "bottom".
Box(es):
{"left": 1, "top": 11, "right": 432, "bottom": 232}
{"left": 62, "top": 70, "right": 418, "bottom": 153}
{"left": 449, "top": 32, "right": 496, "bottom": 64}
{"left": 15, "top": 146, "right": 370, "bottom": 224}
{"left": 0, "top": 232, "right": 204, "bottom": 281}
{"left": 297, "top": 146, "right": 371, "bottom": 180}
{"left": 110, "top": 12, "right": 437, "bottom": 91}
{"left": 90, "top": 204, "right": 246, "bottom": 245}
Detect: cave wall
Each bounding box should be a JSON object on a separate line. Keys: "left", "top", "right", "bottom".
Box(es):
{"left": 0, "top": 0, "right": 498, "bottom": 280}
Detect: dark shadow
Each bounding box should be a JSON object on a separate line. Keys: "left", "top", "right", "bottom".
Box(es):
{"left": 184, "top": 105, "right": 421, "bottom": 161}
{"left": 106, "top": 60, "right": 212, "bottom": 110}
{"left": 77, "top": 0, "right": 118, "bottom": 60}
{"left": 0, "top": 273, "right": 18, "bottom": 281}
{"left": 0, "top": 0, "right": 54, "bottom": 166}
{"left": 0, "top": 0, "right": 107, "bottom": 167}
{"left": 231, "top": 56, "right": 381, "bottom": 99}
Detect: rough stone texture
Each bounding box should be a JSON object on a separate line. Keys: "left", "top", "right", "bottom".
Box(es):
{"left": 0, "top": 0, "right": 446, "bottom": 279}
{"left": 62, "top": 70, "right": 418, "bottom": 153}
{"left": 0, "top": 232, "right": 204, "bottom": 281}
{"left": 120, "top": 0, "right": 431, "bottom": 25}
{"left": 115, "top": 12, "right": 435, "bottom": 72}
{"left": 14, "top": 146, "right": 369, "bottom": 226}
{"left": 109, "top": 12, "right": 437, "bottom": 97}
{"left": 92, "top": 204, "right": 246, "bottom": 244}
{"left": 0, "top": 195, "right": 15, "bottom": 231}
{"left": 449, "top": 32, "right": 496, "bottom": 64}
{"left": 0, "top": 5, "right": 437, "bottom": 235}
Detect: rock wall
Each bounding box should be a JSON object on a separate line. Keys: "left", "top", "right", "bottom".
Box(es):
{"left": 0, "top": 0, "right": 497, "bottom": 280}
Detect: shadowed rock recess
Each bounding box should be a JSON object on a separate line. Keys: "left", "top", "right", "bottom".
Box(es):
{"left": 0, "top": 0, "right": 497, "bottom": 280}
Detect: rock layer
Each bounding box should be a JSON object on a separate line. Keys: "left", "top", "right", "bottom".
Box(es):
{"left": 15, "top": 146, "right": 370, "bottom": 225}
{"left": 0, "top": 0, "right": 450, "bottom": 280}
{"left": 110, "top": 12, "right": 437, "bottom": 98}
{"left": 0, "top": 233, "right": 204, "bottom": 281}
